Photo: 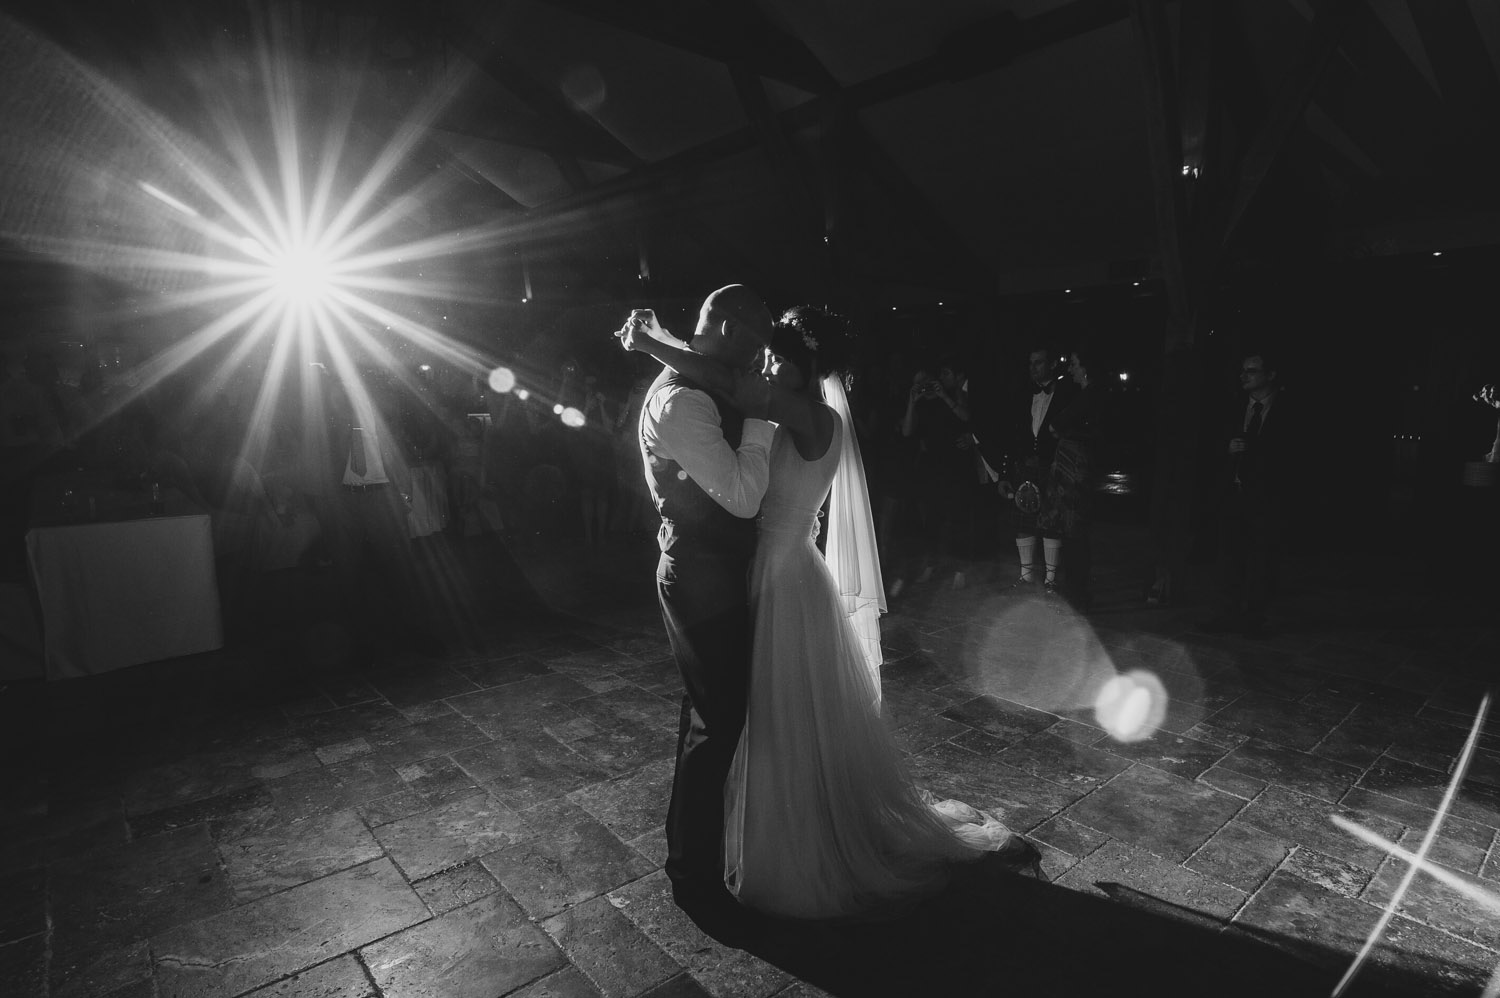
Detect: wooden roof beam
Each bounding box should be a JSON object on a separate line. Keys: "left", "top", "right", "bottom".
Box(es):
{"left": 530, "top": 0, "right": 840, "bottom": 95}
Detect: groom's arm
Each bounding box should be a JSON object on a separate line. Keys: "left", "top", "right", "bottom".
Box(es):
{"left": 647, "top": 386, "right": 774, "bottom": 518}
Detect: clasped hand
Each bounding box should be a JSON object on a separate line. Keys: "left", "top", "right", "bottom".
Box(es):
{"left": 1477, "top": 384, "right": 1499, "bottom": 410}
{"left": 614, "top": 309, "right": 673, "bottom": 353}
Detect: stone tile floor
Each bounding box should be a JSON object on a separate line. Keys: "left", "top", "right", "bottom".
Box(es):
{"left": 1, "top": 524, "right": 1497, "bottom": 997}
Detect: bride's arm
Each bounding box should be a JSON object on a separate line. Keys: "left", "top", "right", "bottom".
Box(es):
{"left": 619, "top": 325, "right": 826, "bottom": 438}
{"left": 622, "top": 326, "right": 738, "bottom": 398}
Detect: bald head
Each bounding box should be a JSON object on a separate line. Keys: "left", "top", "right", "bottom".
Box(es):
{"left": 693, "top": 284, "right": 773, "bottom": 365}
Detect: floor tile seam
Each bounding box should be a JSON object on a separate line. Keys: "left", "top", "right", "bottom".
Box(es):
{"left": 212, "top": 842, "right": 417, "bottom": 912}
{"left": 1360, "top": 847, "right": 1491, "bottom": 908}
{"left": 1482, "top": 830, "right": 1500, "bottom": 883}
{"left": 446, "top": 717, "right": 588, "bottom": 767}
{"left": 1332, "top": 780, "right": 1458, "bottom": 846}
{"left": 1216, "top": 836, "right": 1303, "bottom": 911}
{"left": 382, "top": 740, "right": 496, "bottom": 777}
{"left": 1044, "top": 772, "right": 1134, "bottom": 838}
{"left": 142, "top": 879, "right": 447, "bottom": 993}
{"left": 1373, "top": 740, "right": 1483, "bottom": 782}
{"left": 1086, "top": 747, "right": 1224, "bottom": 786}
{"left": 1357, "top": 756, "right": 1500, "bottom": 829}
{"left": 1343, "top": 886, "right": 1500, "bottom": 957}
{"left": 1210, "top": 868, "right": 1272, "bottom": 928}
{"left": 478, "top": 853, "right": 647, "bottom": 927}
{"left": 1210, "top": 759, "right": 1364, "bottom": 804}
{"left": 1061, "top": 825, "right": 1202, "bottom": 876}
{"left": 201, "top": 951, "right": 379, "bottom": 998}
{"left": 536, "top": 906, "right": 687, "bottom": 996}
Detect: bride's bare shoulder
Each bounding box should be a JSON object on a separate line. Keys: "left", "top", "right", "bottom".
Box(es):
{"left": 791, "top": 402, "right": 837, "bottom": 462}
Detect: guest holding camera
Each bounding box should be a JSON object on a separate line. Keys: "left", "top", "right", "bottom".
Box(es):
{"left": 899, "top": 359, "right": 971, "bottom": 589}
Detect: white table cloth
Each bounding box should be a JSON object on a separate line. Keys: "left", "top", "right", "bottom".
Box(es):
{"left": 26, "top": 510, "right": 224, "bottom": 679}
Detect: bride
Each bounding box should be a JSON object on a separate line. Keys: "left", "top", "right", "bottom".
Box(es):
{"left": 622, "top": 306, "right": 1041, "bottom": 920}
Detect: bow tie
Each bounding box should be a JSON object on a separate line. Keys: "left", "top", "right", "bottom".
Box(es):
{"left": 1032, "top": 383, "right": 1053, "bottom": 396}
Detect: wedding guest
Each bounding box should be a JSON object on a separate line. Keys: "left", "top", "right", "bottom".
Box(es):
{"left": 612, "top": 360, "right": 656, "bottom": 536}
{"left": 1045, "top": 343, "right": 1103, "bottom": 609}
{"left": 1477, "top": 383, "right": 1499, "bottom": 462}
{"left": 115, "top": 403, "right": 210, "bottom": 508}
{"left": 0, "top": 349, "right": 60, "bottom": 475}
{"left": 449, "top": 413, "right": 494, "bottom": 535}
{"left": 569, "top": 365, "right": 616, "bottom": 548}
{"left": 310, "top": 366, "right": 428, "bottom": 660}
{"left": 1001, "top": 342, "right": 1077, "bottom": 594}
{"left": 1205, "top": 349, "right": 1294, "bottom": 638}
{"left": 868, "top": 351, "right": 921, "bottom": 596}
{"left": 962, "top": 350, "right": 1011, "bottom": 566}
{"left": 899, "top": 357, "right": 971, "bottom": 589}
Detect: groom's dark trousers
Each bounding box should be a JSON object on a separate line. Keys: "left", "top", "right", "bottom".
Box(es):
{"left": 657, "top": 541, "right": 753, "bottom": 891}
{"left": 641, "top": 370, "right": 758, "bottom": 896}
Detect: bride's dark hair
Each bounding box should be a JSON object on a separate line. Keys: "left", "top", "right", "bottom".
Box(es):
{"left": 769, "top": 305, "right": 857, "bottom": 384}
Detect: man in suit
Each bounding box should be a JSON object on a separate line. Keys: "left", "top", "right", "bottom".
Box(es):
{"left": 1000, "top": 343, "right": 1077, "bottom": 594}
{"left": 620, "top": 286, "right": 775, "bottom": 939}
{"left": 1207, "top": 349, "right": 1289, "bottom": 637}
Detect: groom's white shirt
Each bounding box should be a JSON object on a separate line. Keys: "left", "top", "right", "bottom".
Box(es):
{"left": 643, "top": 385, "right": 774, "bottom": 518}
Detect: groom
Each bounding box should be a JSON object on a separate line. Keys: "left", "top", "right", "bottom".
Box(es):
{"left": 622, "top": 285, "right": 775, "bottom": 933}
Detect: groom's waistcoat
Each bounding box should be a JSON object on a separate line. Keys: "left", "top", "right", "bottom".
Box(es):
{"left": 640, "top": 369, "right": 757, "bottom": 560}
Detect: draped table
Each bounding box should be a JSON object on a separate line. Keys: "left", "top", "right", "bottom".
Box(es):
{"left": 25, "top": 474, "right": 224, "bottom": 679}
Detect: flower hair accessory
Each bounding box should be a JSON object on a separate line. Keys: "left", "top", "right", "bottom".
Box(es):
{"left": 801, "top": 330, "right": 819, "bottom": 352}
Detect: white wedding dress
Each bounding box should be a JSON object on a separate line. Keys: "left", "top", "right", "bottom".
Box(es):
{"left": 723, "top": 410, "right": 1016, "bottom": 920}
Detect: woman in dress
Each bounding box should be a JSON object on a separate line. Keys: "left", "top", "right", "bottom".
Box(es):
{"left": 622, "top": 307, "right": 1040, "bottom": 921}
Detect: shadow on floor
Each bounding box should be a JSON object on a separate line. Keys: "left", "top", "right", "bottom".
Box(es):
{"left": 746, "top": 869, "right": 1455, "bottom": 997}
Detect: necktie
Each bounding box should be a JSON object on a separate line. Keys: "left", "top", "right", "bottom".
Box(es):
{"left": 1032, "top": 383, "right": 1052, "bottom": 396}
{"left": 1246, "top": 401, "right": 1264, "bottom": 439}
{"left": 350, "top": 427, "right": 367, "bottom": 475}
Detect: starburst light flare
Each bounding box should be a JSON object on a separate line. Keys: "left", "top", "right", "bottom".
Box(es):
{"left": 0, "top": 9, "right": 516, "bottom": 461}
{"left": 1330, "top": 691, "right": 1493, "bottom": 997}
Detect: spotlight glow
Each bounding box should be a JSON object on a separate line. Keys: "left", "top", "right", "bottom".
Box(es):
{"left": 487, "top": 367, "right": 516, "bottom": 393}
{"left": 561, "top": 406, "right": 585, "bottom": 428}
{"left": 552, "top": 403, "right": 564, "bottom": 415}
{"left": 516, "top": 389, "right": 530, "bottom": 400}
{"left": 0, "top": 12, "right": 510, "bottom": 459}
{"left": 263, "top": 239, "right": 335, "bottom": 305}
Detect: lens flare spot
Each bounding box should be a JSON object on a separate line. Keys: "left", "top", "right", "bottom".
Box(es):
{"left": 1094, "top": 671, "right": 1168, "bottom": 743}
{"left": 552, "top": 403, "right": 564, "bottom": 415}
{"left": 516, "top": 388, "right": 530, "bottom": 400}
{"left": 962, "top": 599, "right": 1116, "bottom": 712}
{"left": 487, "top": 367, "right": 516, "bottom": 393}
{"left": 561, "top": 406, "right": 585, "bottom": 428}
